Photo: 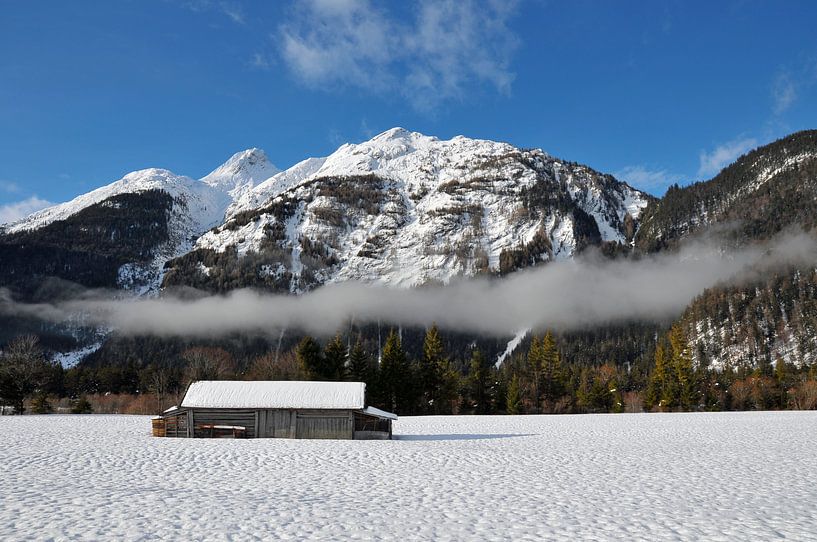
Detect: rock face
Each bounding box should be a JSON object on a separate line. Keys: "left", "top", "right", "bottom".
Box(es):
{"left": 165, "top": 128, "right": 651, "bottom": 293}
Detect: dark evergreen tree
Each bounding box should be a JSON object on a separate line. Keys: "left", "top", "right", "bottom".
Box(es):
{"left": 296, "top": 336, "right": 324, "bottom": 380}
{"left": 347, "top": 339, "right": 371, "bottom": 383}
{"left": 323, "top": 334, "right": 348, "bottom": 381}
{"left": 467, "top": 349, "right": 495, "bottom": 414}
{"left": 378, "top": 330, "right": 414, "bottom": 414}
{"left": 669, "top": 324, "right": 695, "bottom": 410}
{"left": 419, "top": 324, "right": 445, "bottom": 414}
{"left": 540, "top": 331, "right": 564, "bottom": 406}
{"left": 71, "top": 395, "right": 93, "bottom": 414}
{"left": 506, "top": 374, "right": 521, "bottom": 414}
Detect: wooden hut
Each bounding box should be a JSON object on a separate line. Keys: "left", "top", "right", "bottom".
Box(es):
{"left": 156, "top": 381, "right": 396, "bottom": 440}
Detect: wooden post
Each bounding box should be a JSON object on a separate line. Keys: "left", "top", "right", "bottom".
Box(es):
{"left": 187, "top": 410, "right": 194, "bottom": 438}
{"left": 289, "top": 409, "right": 297, "bottom": 438}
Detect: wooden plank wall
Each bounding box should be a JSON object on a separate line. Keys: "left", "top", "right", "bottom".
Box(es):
{"left": 163, "top": 408, "right": 384, "bottom": 439}
{"left": 190, "top": 409, "right": 257, "bottom": 438}
{"left": 295, "top": 410, "right": 354, "bottom": 439}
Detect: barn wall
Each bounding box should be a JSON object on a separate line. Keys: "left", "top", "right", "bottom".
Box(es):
{"left": 259, "top": 409, "right": 296, "bottom": 438}
{"left": 190, "top": 409, "right": 257, "bottom": 438}
{"left": 295, "top": 410, "right": 354, "bottom": 440}
{"left": 168, "top": 408, "right": 390, "bottom": 439}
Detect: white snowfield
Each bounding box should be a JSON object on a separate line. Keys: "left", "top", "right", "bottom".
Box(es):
{"left": 2, "top": 412, "right": 816, "bottom": 541}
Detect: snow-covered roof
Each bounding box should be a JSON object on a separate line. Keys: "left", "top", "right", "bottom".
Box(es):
{"left": 363, "top": 406, "right": 398, "bottom": 420}
{"left": 181, "top": 381, "right": 366, "bottom": 410}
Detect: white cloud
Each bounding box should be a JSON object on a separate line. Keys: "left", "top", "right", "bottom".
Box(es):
{"left": 249, "top": 52, "right": 270, "bottom": 70}
{"left": 278, "top": 0, "right": 519, "bottom": 110}
{"left": 182, "top": 0, "right": 245, "bottom": 24}
{"left": 614, "top": 166, "right": 684, "bottom": 192}
{"left": 219, "top": 1, "right": 245, "bottom": 24}
{"left": 772, "top": 71, "right": 797, "bottom": 115}
{"left": 0, "top": 196, "right": 52, "bottom": 226}
{"left": 697, "top": 138, "right": 757, "bottom": 178}
{"left": 0, "top": 181, "right": 20, "bottom": 194}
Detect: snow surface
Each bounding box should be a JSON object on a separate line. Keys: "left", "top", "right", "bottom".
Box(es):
{"left": 2, "top": 412, "right": 816, "bottom": 541}
{"left": 181, "top": 380, "right": 366, "bottom": 410}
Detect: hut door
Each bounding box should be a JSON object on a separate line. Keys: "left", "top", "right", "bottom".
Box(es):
{"left": 267, "top": 410, "right": 292, "bottom": 438}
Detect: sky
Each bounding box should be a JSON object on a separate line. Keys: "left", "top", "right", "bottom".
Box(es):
{"left": 1, "top": 0, "right": 816, "bottom": 223}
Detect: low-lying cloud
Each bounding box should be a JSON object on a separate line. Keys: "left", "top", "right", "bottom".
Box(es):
{"left": 2, "top": 231, "right": 815, "bottom": 338}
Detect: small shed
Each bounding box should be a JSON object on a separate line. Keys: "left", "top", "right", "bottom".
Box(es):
{"left": 156, "top": 380, "right": 396, "bottom": 440}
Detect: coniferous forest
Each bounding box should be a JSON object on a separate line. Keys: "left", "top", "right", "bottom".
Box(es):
{"left": 2, "top": 321, "right": 816, "bottom": 416}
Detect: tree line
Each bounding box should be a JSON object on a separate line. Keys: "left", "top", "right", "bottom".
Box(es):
{"left": 2, "top": 323, "right": 817, "bottom": 415}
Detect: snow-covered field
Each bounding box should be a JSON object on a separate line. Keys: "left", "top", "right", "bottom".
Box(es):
{"left": 2, "top": 412, "right": 816, "bottom": 541}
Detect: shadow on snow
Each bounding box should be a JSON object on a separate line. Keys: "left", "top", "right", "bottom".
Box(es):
{"left": 395, "top": 433, "right": 535, "bottom": 441}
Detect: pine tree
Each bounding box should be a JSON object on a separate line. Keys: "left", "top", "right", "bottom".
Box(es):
{"left": 506, "top": 374, "right": 522, "bottom": 414}
{"left": 437, "top": 361, "right": 461, "bottom": 415}
{"left": 379, "top": 330, "right": 413, "bottom": 414}
{"left": 296, "top": 336, "right": 324, "bottom": 380}
{"left": 576, "top": 367, "right": 593, "bottom": 412}
{"left": 669, "top": 325, "right": 695, "bottom": 410}
{"left": 540, "top": 331, "right": 563, "bottom": 406}
{"left": 30, "top": 392, "right": 52, "bottom": 414}
{"left": 646, "top": 340, "right": 671, "bottom": 410}
{"left": 71, "top": 395, "right": 93, "bottom": 414}
{"left": 468, "top": 349, "right": 495, "bottom": 414}
{"left": 347, "top": 339, "right": 371, "bottom": 383}
{"left": 419, "top": 324, "right": 445, "bottom": 414}
{"left": 527, "top": 335, "right": 543, "bottom": 412}
{"left": 323, "top": 334, "right": 348, "bottom": 381}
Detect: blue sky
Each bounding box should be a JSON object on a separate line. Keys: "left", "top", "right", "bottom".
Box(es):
{"left": 1, "top": 0, "right": 816, "bottom": 222}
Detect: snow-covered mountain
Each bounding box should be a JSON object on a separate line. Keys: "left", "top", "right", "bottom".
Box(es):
{"left": 165, "top": 128, "right": 651, "bottom": 292}
{"left": 2, "top": 150, "right": 279, "bottom": 295}
{"left": 1, "top": 128, "right": 651, "bottom": 298}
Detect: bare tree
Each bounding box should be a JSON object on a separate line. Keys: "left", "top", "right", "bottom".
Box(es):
{"left": 0, "top": 335, "right": 52, "bottom": 414}
{"left": 150, "top": 367, "right": 169, "bottom": 413}
{"left": 182, "top": 347, "right": 235, "bottom": 384}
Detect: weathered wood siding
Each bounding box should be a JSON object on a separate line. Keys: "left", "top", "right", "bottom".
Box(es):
{"left": 295, "top": 410, "right": 354, "bottom": 440}
{"left": 159, "top": 407, "right": 391, "bottom": 439}
{"left": 162, "top": 411, "right": 189, "bottom": 437}
{"left": 259, "top": 409, "right": 295, "bottom": 438}
{"left": 191, "top": 409, "right": 257, "bottom": 438}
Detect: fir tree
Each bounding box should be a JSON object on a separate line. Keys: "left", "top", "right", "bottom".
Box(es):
{"left": 669, "top": 325, "right": 695, "bottom": 410}
{"left": 468, "top": 349, "right": 495, "bottom": 414}
{"left": 419, "top": 324, "right": 445, "bottom": 414}
{"left": 527, "top": 335, "right": 543, "bottom": 412}
{"left": 379, "top": 330, "right": 413, "bottom": 414}
{"left": 646, "top": 340, "right": 671, "bottom": 410}
{"left": 71, "top": 395, "right": 93, "bottom": 414}
{"left": 323, "top": 334, "right": 348, "bottom": 381}
{"left": 540, "top": 331, "right": 564, "bottom": 406}
{"left": 30, "top": 392, "right": 52, "bottom": 414}
{"left": 296, "top": 336, "right": 324, "bottom": 380}
{"left": 347, "top": 339, "right": 371, "bottom": 383}
{"left": 506, "top": 374, "right": 522, "bottom": 414}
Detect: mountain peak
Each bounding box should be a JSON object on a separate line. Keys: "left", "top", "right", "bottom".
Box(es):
{"left": 201, "top": 148, "right": 280, "bottom": 195}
